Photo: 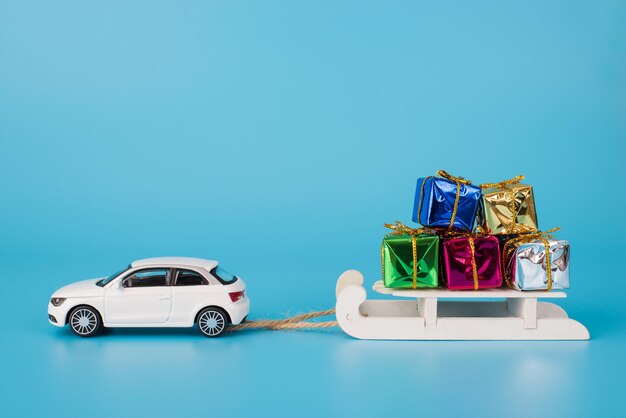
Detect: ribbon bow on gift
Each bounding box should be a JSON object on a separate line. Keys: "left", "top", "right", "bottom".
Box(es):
{"left": 383, "top": 221, "right": 435, "bottom": 289}
{"left": 384, "top": 221, "right": 435, "bottom": 237}
{"left": 479, "top": 175, "right": 525, "bottom": 190}
{"left": 417, "top": 170, "right": 473, "bottom": 230}
{"left": 437, "top": 170, "right": 472, "bottom": 185}
{"left": 502, "top": 227, "right": 560, "bottom": 291}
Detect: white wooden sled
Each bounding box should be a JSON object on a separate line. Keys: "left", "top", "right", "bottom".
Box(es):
{"left": 335, "top": 270, "right": 589, "bottom": 340}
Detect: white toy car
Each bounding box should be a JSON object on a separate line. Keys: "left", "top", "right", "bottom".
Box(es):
{"left": 48, "top": 257, "right": 250, "bottom": 338}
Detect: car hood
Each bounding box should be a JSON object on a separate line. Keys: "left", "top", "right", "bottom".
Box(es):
{"left": 52, "top": 278, "right": 105, "bottom": 298}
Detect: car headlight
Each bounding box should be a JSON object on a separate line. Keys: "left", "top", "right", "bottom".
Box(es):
{"left": 50, "top": 297, "right": 66, "bottom": 307}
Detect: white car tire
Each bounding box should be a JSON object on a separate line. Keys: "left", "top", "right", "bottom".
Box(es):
{"left": 68, "top": 306, "right": 102, "bottom": 337}
{"left": 197, "top": 307, "right": 228, "bottom": 337}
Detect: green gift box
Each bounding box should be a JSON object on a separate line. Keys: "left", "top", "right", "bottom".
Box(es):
{"left": 381, "top": 222, "right": 440, "bottom": 289}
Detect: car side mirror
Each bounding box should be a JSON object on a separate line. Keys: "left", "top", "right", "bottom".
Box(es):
{"left": 122, "top": 278, "right": 132, "bottom": 288}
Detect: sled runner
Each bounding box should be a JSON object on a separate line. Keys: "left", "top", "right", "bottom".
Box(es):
{"left": 335, "top": 270, "right": 589, "bottom": 340}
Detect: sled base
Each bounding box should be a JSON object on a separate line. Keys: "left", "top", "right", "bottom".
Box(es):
{"left": 335, "top": 270, "right": 589, "bottom": 341}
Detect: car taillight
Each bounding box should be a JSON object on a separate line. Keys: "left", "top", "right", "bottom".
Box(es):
{"left": 229, "top": 290, "right": 244, "bottom": 302}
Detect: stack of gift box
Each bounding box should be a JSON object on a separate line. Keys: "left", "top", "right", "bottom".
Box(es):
{"left": 381, "top": 170, "right": 570, "bottom": 291}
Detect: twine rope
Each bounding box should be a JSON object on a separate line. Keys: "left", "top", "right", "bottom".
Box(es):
{"left": 228, "top": 308, "right": 337, "bottom": 331}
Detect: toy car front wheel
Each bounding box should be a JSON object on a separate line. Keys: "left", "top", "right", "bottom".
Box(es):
{"left": 68, "top": 306, "right": 102, "bottom": 337}
{"left": 197, "top": 308, "right": 228, "bottom": 337}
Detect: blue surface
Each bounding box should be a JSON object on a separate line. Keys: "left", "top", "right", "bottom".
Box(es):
{"left": 1, "top": 1, "right": 625, "bottom": 417}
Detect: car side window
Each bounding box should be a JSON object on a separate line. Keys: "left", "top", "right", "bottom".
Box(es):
{"left": 174, "top": 269, "right": 208, "bottom": 286}
{"left": 122, "top": 269, "right": 170, "bottom": 288}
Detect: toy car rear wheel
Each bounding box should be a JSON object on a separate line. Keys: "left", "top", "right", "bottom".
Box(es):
{"left": 197, "top": 308, "right": 228, "bottom": 337}
{"left": 68, "top": 306, "right": 102, "bottom": 337}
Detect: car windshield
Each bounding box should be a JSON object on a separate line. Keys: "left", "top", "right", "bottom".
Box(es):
{"left": 211, "top": 266, "right": 238, "bottom": 284}
{"left": 96, "top": 266, "right": 131, "bottom": 287}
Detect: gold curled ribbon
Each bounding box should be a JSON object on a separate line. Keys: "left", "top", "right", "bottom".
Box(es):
{"left": 502, "top": 227, "right": 560, "bottom": 290}
{"left": 467, "top": 236, "right": 479, "bottom": 290}
{"left": 417, "top": 170, "right": 472, "bottom": 230}
{"left": 383, "top": 221, "right": 435, "bottom": 289}
{"left": 416, "top": 176, "right": 433, "bottom": 226}
{"left": 384, "top": 221, "right": 435, "bottom": 237}
{"left": 439, "top": 225, "right": 485, "bottom": 239}
{"left": 479, "top": 175, "right": 525, "bottom": 232}
{"left": 479, "top": 175, "right": 525, "bottom": 190}
{"left": 436, "top": 170, "right": 472, "bottom": 185}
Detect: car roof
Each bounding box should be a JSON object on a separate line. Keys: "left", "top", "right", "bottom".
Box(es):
{"left": 131, "top": 257, "right": 218, "bottom": 271}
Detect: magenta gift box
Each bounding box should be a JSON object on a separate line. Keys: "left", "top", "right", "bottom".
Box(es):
{"left": 443, "top": 235, "right": 503, "bottom": 290}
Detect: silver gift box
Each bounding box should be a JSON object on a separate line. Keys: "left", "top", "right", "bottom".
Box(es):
{"left": 507, "top": 239, "right": 570, "bottom": 291}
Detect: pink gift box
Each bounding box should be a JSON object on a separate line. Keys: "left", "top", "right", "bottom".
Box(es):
{"left": 443, "top": 235, "right": 503, "bottom": 290}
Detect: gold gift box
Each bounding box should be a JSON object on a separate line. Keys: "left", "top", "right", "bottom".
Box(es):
{"left": 480, "top": 176, "right": 538, "bottom": 235}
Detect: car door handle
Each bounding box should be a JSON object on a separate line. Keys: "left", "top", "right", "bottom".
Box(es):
{"left": 158, "top": 295, "right": 172, "bottom": 300}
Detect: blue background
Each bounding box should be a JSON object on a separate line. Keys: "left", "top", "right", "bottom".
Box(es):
{"left": 1, "top": 1, "right": 625, "bottom": 417}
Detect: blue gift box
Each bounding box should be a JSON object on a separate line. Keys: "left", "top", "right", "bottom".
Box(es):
{"left": 412, "top": 175, "right": 482, "bottom": 231}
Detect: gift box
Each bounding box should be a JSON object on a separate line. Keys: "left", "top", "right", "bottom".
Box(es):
{"left": 412, "top": 170, "right": 481, "bottom": 231}
{"left": 479, "top": 175, "right": 538, "bottom": 235}
{"left": 502, "top": 233, "right": 570, "bottom": 291}
{"left": 381, "top": 222, "right": 439, "bottom": 289}
{"left": 442, "top": 235, "right": 502, "bottom": 290}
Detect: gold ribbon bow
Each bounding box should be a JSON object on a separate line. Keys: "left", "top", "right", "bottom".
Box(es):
{"left": 383, "top": 221, "right": 434, "bottom": 289}
{"left": 417, "top": 170, "right": 473, "bottom": 230}
{"left": 384, "top": 221, "right": 434, "bottom": 237}
{"left": 479, "top": 175, "right": 525, "bottom": 232}
{"left": 479, "top": 175, "right": 525, "bottom": 190}
{"left": 502, "top": 227, "right": 560, "bottom": 291}
{"left": 437, "top": 170, "right": 472, "bottom": 185}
